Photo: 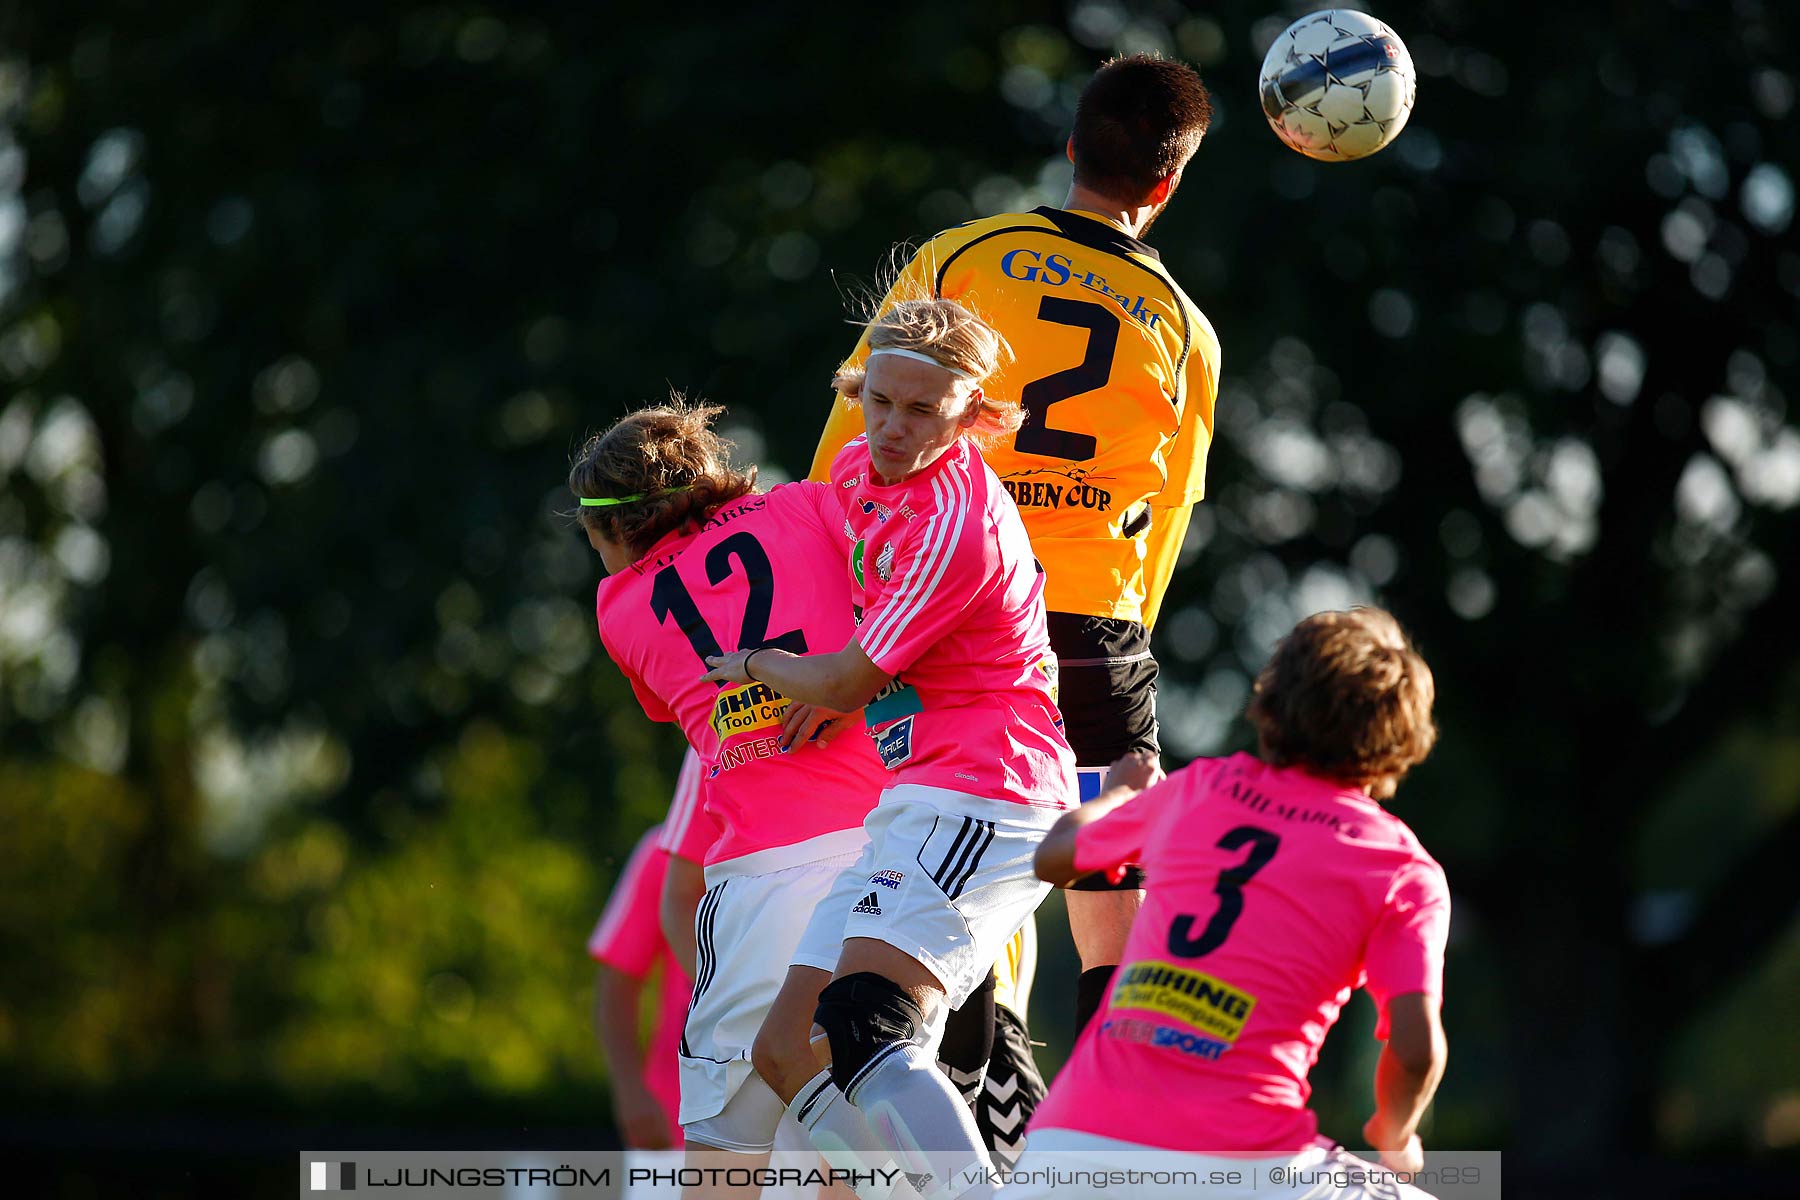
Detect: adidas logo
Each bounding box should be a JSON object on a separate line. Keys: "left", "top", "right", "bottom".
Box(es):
{"left": 851, "top": 891, "right": 882, "bottom": 915}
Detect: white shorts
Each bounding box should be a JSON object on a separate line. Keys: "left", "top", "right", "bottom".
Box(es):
{"left": 1003, "top": 1131, "right": 1438, "bottom": 1200}
{"left": 792, "top": 785, "right": 1058, "bottom": 1008}
{"left": 679, "top": 844, "right": 863, "bottom": 1145}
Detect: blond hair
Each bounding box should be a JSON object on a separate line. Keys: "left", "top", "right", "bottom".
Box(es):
{"left": 831, "top": 298, "right": 1023, "bottom": 446}
{"left": 568, "top": 396, "right": 756, "bottom": 560}
{"left": 1246, "top": 608, "right": 1438, "bottom": 800}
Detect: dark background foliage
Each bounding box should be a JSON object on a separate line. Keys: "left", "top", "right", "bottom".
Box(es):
{"left": 1, "top": 1, "right": 1796, "bottom": 1195}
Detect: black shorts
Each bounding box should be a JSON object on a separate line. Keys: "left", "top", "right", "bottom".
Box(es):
{"left": 1047, "top": 612, "right": 1157, "bottom": 891}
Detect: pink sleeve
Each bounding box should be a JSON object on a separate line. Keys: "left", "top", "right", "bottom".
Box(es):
{"left": 656, "top": 749, "right": 720, "bottom": 864}
{"left": 1073, "top": 782, "right": 1173, "bottom": 874}
{"left": 828, "top": 438, "right": 868, "bottom": 499}
{"left": 855, "top": 497, "right": 986, "bottom": 675}
{"left": 587, "top": 829, "right": 671, "bottom": 975}
{"left": 1364, "top": 860, "right": 1451, "bottom": 1039}
{"left": 599, "top": 617, "right": 677, "bottom": 724}
{"left": 800, "top": 478, "right": 847, "bottom": 529}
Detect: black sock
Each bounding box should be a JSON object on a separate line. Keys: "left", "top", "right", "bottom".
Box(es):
{"left": 1075, "top": 965, "right": 1116, "bottom": 1034}
{"left": 936, "top": 972, "right": 996, "bottom": 1105}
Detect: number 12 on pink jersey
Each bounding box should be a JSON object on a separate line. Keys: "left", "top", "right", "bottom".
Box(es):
{"left": 648, "top": 531, "right": 810, "bottom": 678}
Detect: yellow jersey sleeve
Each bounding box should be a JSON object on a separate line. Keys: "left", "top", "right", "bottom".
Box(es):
{"left": 1139, "top": 303, "right": 1221, "bottom": 630}
{"left": 1154, "top": 301, "right": 1221, "bottom": 509}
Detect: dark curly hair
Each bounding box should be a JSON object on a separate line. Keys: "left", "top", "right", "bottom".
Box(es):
{"left": 568, "top": 396, "right": 756, "bottom": 561}
{"left": 1247, "top": 608, "right": 1437, "bottom": 800}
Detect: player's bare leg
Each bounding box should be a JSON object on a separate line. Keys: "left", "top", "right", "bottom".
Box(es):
{"left": 755, "top": 965, "right": 839, "bottom": 1104}
{"left": 755, "top": 964, "right": 924, "bottom": 1200}
{"left": 816, "top": 938, "right": 992, "bottom": 1199}
{"left": 1064, "top": 885, "right": 1145, "bottom": 1030}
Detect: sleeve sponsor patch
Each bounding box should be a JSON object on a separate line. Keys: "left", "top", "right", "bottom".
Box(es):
{"left": 864, "top": 676, "right": 924, "bottom": 726}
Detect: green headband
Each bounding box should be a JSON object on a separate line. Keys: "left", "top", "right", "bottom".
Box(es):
{"left": 578, "top": 484, "right": 692, "bottom": 507}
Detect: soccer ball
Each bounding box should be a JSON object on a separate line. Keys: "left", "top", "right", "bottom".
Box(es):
{"left": 1258, "top": 10, "right": 1416, "bottom": 162}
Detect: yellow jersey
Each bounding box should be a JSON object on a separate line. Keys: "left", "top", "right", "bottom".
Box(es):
{"left": 809, "top": 207, "right": 1220, "bottom": 627}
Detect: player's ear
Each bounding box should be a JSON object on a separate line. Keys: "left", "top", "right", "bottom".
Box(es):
{"left": 1066, "top": 136, "right": 1076, "bottom": 164}
{"left": 1147, "top": 171, "right": 1176, "bottom": 207}
{"left": 960, "top": 388, "right": 984, "bottom": 428}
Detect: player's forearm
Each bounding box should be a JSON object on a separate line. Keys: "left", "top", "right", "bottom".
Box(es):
{"left": 747, "top": 647, "right": 881, "bottom": 714}
{"left": 1034, "top": 786, "right": 1136, "bottom": 885}
{"left": 594, "top": 967, "right": 651, "bottom": 1080}
{"left": 1369, "top": 1028, "right": 1446, "bottom": 1148}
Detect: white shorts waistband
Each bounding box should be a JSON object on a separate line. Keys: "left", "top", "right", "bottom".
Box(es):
{"left": 704, "top": 827, "right": 869, "bottom": 887}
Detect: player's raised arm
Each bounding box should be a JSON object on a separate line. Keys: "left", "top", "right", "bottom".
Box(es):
{"left": 1034, "top": 749, "right": 1163, "bottom": 885}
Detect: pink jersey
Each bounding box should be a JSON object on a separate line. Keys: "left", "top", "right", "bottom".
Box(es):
{"left": 1031, "top": 753, "right": 1450, "bottom": 1152}
{"left": 655, "top": 746, "right": 723, "bottom": 865}
{"left": 596, "top": 484, "right": 888, "bottom": 868}
{"left": 830, "top": 435, "right": 1074, "bottom": 808}
{"left": 587, "top": 826, "right": 691, "bottom": 1144}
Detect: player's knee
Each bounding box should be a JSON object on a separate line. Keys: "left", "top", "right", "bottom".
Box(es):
{"left": 812, "top": 972, "right": 926, "bottom": 1097}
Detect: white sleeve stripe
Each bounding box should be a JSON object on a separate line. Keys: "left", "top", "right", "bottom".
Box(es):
{"left": 858, "top": 476, "right": 945, "bottom": 659}
{"left": 870, "top": 466, "right": 971, "bottom": 661}
{"left": 657, "top": 747, "right": 704, "bottom": 853}
{"left": 860, "top": 471, "right": 958, "bottom": 661}
{"left": 862, "top": 465, "right": 972, "bottom": 663}
{"left": 588, "top": 828, "right": 659, "bottom": 953}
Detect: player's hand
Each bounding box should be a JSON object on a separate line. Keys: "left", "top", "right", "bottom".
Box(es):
{"left": 1106, "top": 749, "right": 1164, "bottom": 794}
{"left": 780, "top": 702, "right": 851, "bottom": 751}
{"left": 702, "top": 651, "right": 755, "bottom": 686}
{"left": 1363, "top": 1116, "right": 1424, "bottom": 1173}
{"left": 615, "top": 1082, "right": 674, "bottom": 1150}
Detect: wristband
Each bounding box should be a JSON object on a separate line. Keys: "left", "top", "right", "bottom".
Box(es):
{"left": 743, "top": 647, "right": 767, "bottom": 683}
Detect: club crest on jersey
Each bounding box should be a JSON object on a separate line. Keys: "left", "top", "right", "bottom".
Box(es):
{"left": 869, "top": 870, "right": 905, "bottom": 890}
{"left": 873, "top": 714, "right": 915, "bottom": 770}
{"left": 875, "top": 541, "right": 895, "bottom": 582}
{"left": 859, "top": 498, "right": 892, "bottom": 522}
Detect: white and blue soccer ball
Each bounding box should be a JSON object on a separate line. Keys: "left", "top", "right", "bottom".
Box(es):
{"left": 1258, "top": 9, "right": 1416, "bottom": 162}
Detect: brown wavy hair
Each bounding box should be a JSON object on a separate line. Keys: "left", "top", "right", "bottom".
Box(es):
{"left": 568, "top": 396, "right": 756, "bottom": 560}
{"left": 830, "top": 297, "right": 1022, "bottom": 446}
{"left": 1247, "top": 608, "right": 1437, "bottom": 800}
